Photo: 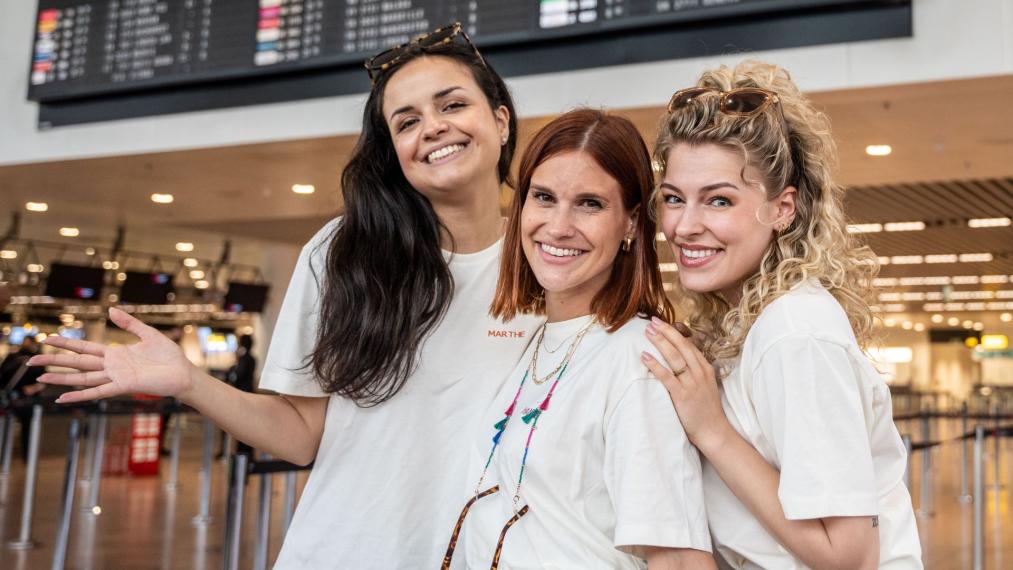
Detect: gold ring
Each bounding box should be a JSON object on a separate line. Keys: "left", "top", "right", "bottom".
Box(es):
{"left": 671, "top": 366, "right": 688, "bottom": 376}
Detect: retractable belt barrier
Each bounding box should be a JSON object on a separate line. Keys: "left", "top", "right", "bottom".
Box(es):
{"left": 899, "top": 408, "right": 1012, "bottom": 570}
{"left": 223, "top": 453, "right": 312, "bottom": 570}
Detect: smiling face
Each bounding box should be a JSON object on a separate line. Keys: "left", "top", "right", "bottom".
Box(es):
{"left": 521, "top": 150, "right": 635, "bottom": 320}
{"left": 382, "top": 56, "right": 509, "bottom": 204}
{"left": 658, "top": 142, "right": 795, "bottom": 303}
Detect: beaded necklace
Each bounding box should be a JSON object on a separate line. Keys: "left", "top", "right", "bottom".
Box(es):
{"left": 472, "top": 317, "right": 597, "bottom": 512}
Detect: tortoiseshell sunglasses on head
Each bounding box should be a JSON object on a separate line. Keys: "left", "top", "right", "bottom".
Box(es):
{"left": 364, "top": 21, "right": 487, "bottom": 86}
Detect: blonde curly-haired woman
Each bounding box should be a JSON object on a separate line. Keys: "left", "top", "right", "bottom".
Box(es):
{"left": 641, "top": 61, "right": 923, "bottom": 569}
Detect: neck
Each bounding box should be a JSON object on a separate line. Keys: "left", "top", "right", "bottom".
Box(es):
{"left": 432, "top": 178, "right": 504, "bottom": 253}
{"left": 544, "top": 292, "right": 594, "bottom": 324}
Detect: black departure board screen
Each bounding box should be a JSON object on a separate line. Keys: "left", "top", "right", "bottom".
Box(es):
{"left": 27, "top": 0, "right": 886, "bottom": 102}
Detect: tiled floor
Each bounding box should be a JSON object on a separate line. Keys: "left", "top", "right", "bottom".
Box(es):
{"left": 0, "top": 413, "right": 1009, "bottom": 569}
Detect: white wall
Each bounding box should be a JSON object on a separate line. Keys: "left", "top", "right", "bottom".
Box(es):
{"left": 2, "top": 0, "right": 1012, "bottom": 166}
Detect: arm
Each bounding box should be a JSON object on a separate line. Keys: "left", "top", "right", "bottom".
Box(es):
{"left": 32, "top": 308, "right": 326, "bottom": 465}
{"left": 643, "top": 318, "right": 879, "bottom": 570}
{"left": 644, "top": 546, "right": 717, "bottom": 570}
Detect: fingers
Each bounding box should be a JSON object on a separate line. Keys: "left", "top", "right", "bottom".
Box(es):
{"left": 39, "top": 371, "right": 110, "bottom": 387}
{"left": 641, "top": 352, "right": 683, "bottom": 399}
{"left": 43, "top": 336, "right": 107, "bottom": 356}
{"left": 28, "top": 353, "right": 104, "bottom": 372}
{"left": 649, "top": 317, "right": 709, "bottom": 381}
{"left": 673, "top": 322, "right": 692, "bottom": 338}
{"left": 108, "top": 307, "right": 159, "bottom": 341}
{"left": 645, "top": 325, "right": 690, "bottom": 375}
{"left": 55, "top": 383, "right": 123, "bottom": 404}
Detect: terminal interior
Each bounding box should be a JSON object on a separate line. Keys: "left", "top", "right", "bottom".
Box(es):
{"left": 1, "top": 1, "right": 1012, "bottom": 569}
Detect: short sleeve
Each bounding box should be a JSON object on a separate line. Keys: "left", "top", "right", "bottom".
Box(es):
{"left": 258, "top": 220, "right": 339, "bottom": 397}
{"left": 751, "top": 335, "right": 878, "bottom": 519}
{"left": 605, "top": 378, "right": 712, "bottom": 555}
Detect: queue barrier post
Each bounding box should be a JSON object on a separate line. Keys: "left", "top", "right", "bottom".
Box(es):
{"left": 52, "top": 417, "right": 82, "bottom": 570}
{"left": 79, "top": 414, "right": 99, "bottom": 483}
{"left": 224, "top": 453, "right": 249, "bottom": 570}
{"left": 83, "top": 402, "right": 108, "bottom": 515}
{"left": 901, "top": 434, "right": 912, "bottom": 491}
{"left": 282, "top": 470, "right": 297, "bottom": 536}
{"left": 165, "top": 414, "right": 182, "bottom": 490}
{"left": 972, "top": 426, "right": 984, "bottom": 570}
{"left": 192, "top": 416, "right": 215, "bottom": 525}
{"left": 253, "top": 453, "right": 273, "bottom": 570}
{"left": 916, "top": 412, "right": 933, "bottom": 517}
{"left": 8, "top": 404, "right": 44, "bottom": 550}
{"left": 959, "top": 404, "right": 972, "bottom": 503}
{"left": 0, "top": 412, "right": 14, "bottom": 478}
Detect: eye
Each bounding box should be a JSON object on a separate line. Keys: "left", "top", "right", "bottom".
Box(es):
{"left": 579, "top": 198, "right": 603, "bottom": 210}
{"left": 443, "top": 101, "right": 467, "bottom": 112}
{"left": 708, "top": 195, "right": 732, "bottom": 207}
{"left": 662, "top": 193, "right": 684, "bottom": 206}
{"left": 530, "top": 190, "right": 554, "bottom": 204}
{"left": 395, "top": 117, "right": 418, "bottom": 133}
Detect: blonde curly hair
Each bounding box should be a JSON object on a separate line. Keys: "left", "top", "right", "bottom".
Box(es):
{"left": 653, "top": 60, "right": 879, "bottom": 365}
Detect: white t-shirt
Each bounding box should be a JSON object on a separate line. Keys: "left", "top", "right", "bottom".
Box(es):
{"left": 457, "top": 315, "right": 712, "bottom": 570}
{"left": 260, "top": 218, "right": 541, "bottom": 569}
{"left": 705, "top": 281, "right": 922, "bottom": 569}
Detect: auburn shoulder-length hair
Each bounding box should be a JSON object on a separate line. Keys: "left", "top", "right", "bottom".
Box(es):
{"left": 491, "top": 108, "right": 674, "bottom": 331}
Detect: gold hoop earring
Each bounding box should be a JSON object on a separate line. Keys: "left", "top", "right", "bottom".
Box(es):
{"left": 621, "top": 237, "right": 633, "bottom": 252}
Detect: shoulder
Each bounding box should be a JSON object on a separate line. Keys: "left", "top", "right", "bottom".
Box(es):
{"left": 294, "top": 216, "right": 343, "bottom": 278}
{"left": 585, "top": 317, "right": 658, "bottom": 383}
{"left": 748, "top": 280, "right": 856, "bottom": 350}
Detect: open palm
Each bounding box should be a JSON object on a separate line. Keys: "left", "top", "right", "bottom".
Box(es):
{"left": 32, "top": 307, "right": 196, "bottom": 404}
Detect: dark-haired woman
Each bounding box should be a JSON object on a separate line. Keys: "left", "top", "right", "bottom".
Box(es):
{"left": 441, "top": 109, "right": 715, "bottom": 569}
{"left": 31, "top": 25, "right": 539, "bottom": 568}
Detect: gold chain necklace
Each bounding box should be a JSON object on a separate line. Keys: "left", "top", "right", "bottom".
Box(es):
{"left": 528, "top": 318, "right": 597, "bottom": 385}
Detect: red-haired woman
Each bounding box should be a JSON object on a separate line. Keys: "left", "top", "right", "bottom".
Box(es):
{"left": 441, "top": 109, "right": 716, "bottom": 569}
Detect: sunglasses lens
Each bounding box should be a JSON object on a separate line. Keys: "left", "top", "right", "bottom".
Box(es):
{"left": 369, "top": 48, "right": 400, "bottom": 71}
{"left": 723, "top": 90, "right": 770, "bottom": 114}
{"left": 671, "top": 88, "right": 711, "bottom": 110}
{"left": 422, "top": 26, "right": 458, "bottom": 46}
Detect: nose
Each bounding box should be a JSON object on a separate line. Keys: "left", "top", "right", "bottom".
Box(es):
{"left": 421, "top": 113, "right": 449, "bottom": 141}
{"left": 544, "top": 206, "right": 576, "bottom": 240}
{"left": 672, "top": 204, "right": 705, "bottom": 240}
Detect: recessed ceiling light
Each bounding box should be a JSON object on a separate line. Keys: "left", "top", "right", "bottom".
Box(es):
{"left": 958, "top": 253, "right": 993, "bottom": 263}
{"left": 890, "top": 255, "right": 923, "bottom": 265}
{"left": 25, "top": 202, "right": 48, "bottom": 212}
{"left": 59, "top": 227, "right": 80, "bottom": 237}
{"left": 0, "top": 250, "right": 16, "bottom": 260}
{"left": 151, "top": 193, "right": 174, "bottom": 204}
{"left": 183, "top": 257, "right": 199, "bottom": 268}
{"left": 292, "top": 184, "right": 315, "bottom": 194}
{"left": 930, "top": 314, "right": 944, "bottom": 323}
{"left": 865, "top": 144, "right": 892, "bottom": 156}
{"left": 968, "top": 217, "right": 1011, "bottom": 228}
{"left": 189, "top": 270, "right": 205, "bottom": 280}
{"left": 884, "top": 221, "right": 925, "bottom": 232}
{"left": 27, "top": 264, "right": 44, "bottom": 273}
{"left": 913, "top": 323, "right": 925, "bottom": 332}
{"left": 659, "top": 263, "right": 679, "bottom": 272}
{"left": 847, "top": 223, "right": 882, "bottom": 234}
{"left": 175, "top": 242, "right": 194, "bottom": 252}
{"left": 947, "top": 317, "right": 960, "bottom": 326}
{"left": 1001, "top": 312, "right": 1012, "bottom": 322}
{"left": 194, "top": 280, "right": 210, "bottom": 289}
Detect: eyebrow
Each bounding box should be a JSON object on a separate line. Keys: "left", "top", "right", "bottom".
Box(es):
{"left": 659, "top": 181, "right": 739, "bottom": 193}
{"left": 389, "top": 86, "right": 465, "bottom": 120}
{"left": 530, "top": 184, "right": 610, "bottom": 203}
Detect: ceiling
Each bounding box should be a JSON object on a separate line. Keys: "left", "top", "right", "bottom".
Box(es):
{"left": 1, "top": 74, "right": 1011, "bottom": 319}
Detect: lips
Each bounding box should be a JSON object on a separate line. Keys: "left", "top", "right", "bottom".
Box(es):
{"left": 677, "top": 244, "right": 722, "bottom": 268}
{"left": 424, "top": 143, "right": 467, "bottom": 164}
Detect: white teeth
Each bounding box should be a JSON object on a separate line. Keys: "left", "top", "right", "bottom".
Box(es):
{"left": 540, "top": 243, "right": 582, "bottom": 258}
{"left": 681, "top": 248, "right": 719, "bottom": 259}
{"left": 426, "top": 144, "right": 465, "bottom": 163}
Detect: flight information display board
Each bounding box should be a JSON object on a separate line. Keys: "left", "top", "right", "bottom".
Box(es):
{"left": 27, "top": 0, "right": 882, "bottom": 102}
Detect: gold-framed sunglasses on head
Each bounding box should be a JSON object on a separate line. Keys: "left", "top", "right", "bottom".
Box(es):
{"left": 364, "top": 21, "right": 486, "bottom": 86}
{"left": 668, "top": 87, "right": 781, "bottom": 116}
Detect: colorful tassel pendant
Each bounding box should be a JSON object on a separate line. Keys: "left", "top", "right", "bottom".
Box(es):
{"left": 494, "top": 417, "right": 508, "bottom": 431}
{"left": 521, "top": 408, "right": 541, "bottom": 424}
{"left": 492, "top": 429, "right": 504, "bottom": 444}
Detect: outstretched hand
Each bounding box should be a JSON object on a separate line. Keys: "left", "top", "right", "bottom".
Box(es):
{"left": 642, "top": 317, "right": 733, "bottom": 454}
{"left": 30, "top": 307, "right": 196, "bottom": 404}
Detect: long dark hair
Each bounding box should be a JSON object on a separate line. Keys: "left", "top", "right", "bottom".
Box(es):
{"left": 310, "top": 42, "right": 517, "bottom": 406}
